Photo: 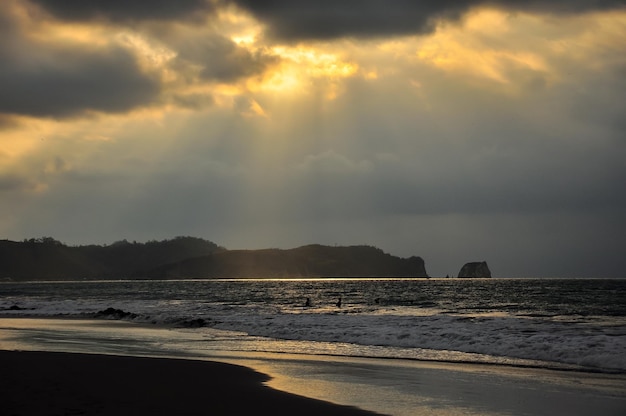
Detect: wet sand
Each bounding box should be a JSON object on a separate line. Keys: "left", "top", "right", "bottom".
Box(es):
{"left": 0, "top": 350, "right": 382, "bottom": 416}
{"left": 1, "top": 318, "right": 625, "bottom": 416}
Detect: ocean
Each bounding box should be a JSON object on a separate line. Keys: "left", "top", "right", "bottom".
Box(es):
{"left": 1, "top": 278, "right": 625, "bottom": 374}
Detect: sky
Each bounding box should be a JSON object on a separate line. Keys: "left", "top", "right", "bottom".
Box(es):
{"left": 1, "top": 0, "right": 625, "bottom": 278}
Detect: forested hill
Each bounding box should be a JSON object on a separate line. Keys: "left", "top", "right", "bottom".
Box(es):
{"left": 0, "top": 237, "right": 223, "bottom": 281}
{"left": 148, "top": 245, "right": 428, "bottom": 279}
{"left": 0, "top": 239, "right": 428, "bottom": 281}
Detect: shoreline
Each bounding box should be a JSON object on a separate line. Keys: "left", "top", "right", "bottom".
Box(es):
{"left": 2, "top": 317, "right": 625, "bottom": 415}
{"left": 0, "top": 314, "right": 621, "bottom": 375}
{"left": 1, "top": 350, "right": 382, "bottom": 416}
{"left": 5, "top": 350, "right": 624, "bottom": 416}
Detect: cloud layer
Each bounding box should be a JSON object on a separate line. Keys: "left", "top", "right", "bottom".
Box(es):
{"left": 232, "top": 0, "right": 626, "bottom": 40}
{"left": 1, "top": 1, "right": 625, "bottom": 277}
{"left": 0, "top": 4, "right": 159, "bottom": 118}
{"left": 30, "top": 0, "right": 217, "bottom": 22}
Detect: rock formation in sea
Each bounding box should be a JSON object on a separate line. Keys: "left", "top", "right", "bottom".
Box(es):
{"left": 458, "top": 261, "right": 492, "bottom": 278}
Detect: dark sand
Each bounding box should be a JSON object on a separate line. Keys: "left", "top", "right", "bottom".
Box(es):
{"left": 1, "top": 351, "right": 383, "bottom": 416}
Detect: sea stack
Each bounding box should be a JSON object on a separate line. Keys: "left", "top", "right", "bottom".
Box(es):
{"left": 458, "top": 261, "right": 491, "bottom": 278}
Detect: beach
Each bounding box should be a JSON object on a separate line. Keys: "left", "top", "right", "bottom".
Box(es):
{"left": 1, "top": 318, "right": 625, "bottom": 416}
{"left": 1, "top": 350, "right": 382, "bottom": 416}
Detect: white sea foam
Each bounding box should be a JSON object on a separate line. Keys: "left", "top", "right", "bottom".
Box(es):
{"left": 206, "top": 305, "right": 626, "bottom": 372}
{"left": 2, "top": 296, "right": 625, "bottom": 373}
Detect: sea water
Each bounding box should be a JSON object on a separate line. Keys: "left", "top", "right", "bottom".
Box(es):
{"left": 1, "top": 278, "right": 625, "bottom": 373}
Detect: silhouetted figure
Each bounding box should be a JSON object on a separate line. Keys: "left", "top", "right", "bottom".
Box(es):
{"left": 336, "top": 297, "right": 342, "bottom": 308}
{"left": 374, "top": 298, "right": 380, "bottom": 305}
{"left": 304, "top": 297, "right": 311, "bottom": 307}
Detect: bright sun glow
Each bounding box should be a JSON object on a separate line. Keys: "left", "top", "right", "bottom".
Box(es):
{"left": 416, "top": 8, "right": 550, "bottom": 84}
{"left": 117, "top": 32, "right": 177, "bottom": 71}
{"left": 416, "top": 8, "right": 626, "bottom": 86}
{"left": 251, "top": 46, "right": 358, "bottom": 96}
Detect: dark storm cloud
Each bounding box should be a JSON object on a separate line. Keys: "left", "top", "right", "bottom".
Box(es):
{"left": 232, "top": 0, "right": 465, "bottom": 40}
{"left": 0, "top": 46, "right": 159, "bottom": 118}
{"left": 0, "top": 5, "right": 160, "bottom": 118}
{"left": 29, "top": 0, "right": 217, "bottom": 22}
{"left": 231, "top": 0, "right": 626, "bottom": 40}
{"left": 26, "top": 0, "right": 626, "bottom": 38}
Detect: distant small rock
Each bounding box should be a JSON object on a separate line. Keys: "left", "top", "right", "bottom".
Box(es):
{"left": 458, "top": 261, "right": 492, "bottom": 278}
{"left": 95, "top": 307, "right": 137, "bottom": 320}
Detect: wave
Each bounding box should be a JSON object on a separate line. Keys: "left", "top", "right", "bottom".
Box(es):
{"left": 2, "top": 296, "right": 624, "bottom": 374}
